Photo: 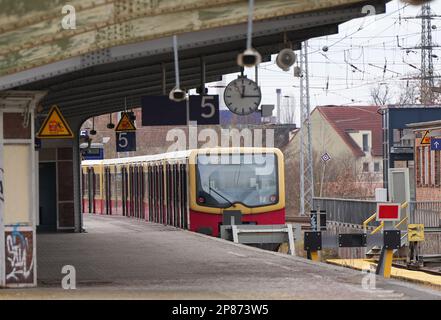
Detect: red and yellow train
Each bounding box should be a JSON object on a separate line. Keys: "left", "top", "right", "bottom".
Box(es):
{"left": 81, "top": 147, "right": 285, "bottom": 237}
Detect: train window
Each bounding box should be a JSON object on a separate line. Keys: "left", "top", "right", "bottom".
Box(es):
{"left": 196, "top": 153, "right": 278, "bottom": 208}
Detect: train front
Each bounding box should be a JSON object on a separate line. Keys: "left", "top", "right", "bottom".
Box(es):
{"left": 189, "top": 148, "right": 285, "bottom": 237}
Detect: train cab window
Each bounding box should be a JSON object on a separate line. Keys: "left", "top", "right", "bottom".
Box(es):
{"left": 196, "top": 153, "right": 278, "bottom": 208}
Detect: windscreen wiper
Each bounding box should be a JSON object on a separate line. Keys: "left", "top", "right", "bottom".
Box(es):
{"left": 209, "top": 186, "right": 235, "bottom": 207}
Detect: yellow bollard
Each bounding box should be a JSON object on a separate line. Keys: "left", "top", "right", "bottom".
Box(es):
{"left": 309, "top": 251, "right": 319, "bottom": 262}
{"left": 383, "top": 249, "right": 394, "bottom": 278}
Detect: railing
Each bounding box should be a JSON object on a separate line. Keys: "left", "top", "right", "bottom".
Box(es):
{"left": 409, "top": 201, "right": 441, "bottom": 227}
{"left": 314, "top": 197, "right": 441, "bottom": 256}
{"left": 314, "top": 197, "right": 441, "bottom": 228}
{"left": 313, "top": 197, "right": 380, "bottom": 226}
{"left": 363, "top": 202, "right": 408, "bottom": 235}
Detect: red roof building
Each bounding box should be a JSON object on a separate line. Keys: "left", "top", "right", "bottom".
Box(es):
{"left": 284, "top": 105, "right": 383, "bottom": 207}
{"left": 316, "top": 105, "right": 383, "bottom": 158}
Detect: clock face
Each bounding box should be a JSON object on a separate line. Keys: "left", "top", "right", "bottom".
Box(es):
{"left": 223, "top": 76, "right": 262, "bottom": 115}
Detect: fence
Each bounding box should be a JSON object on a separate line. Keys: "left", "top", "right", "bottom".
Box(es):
{"left": 313, "top": 197, "right": 380, "bottom": 226}
{"left": 409, "top": 201, "right": 441, "bottom": 226}
{"left": 314, "top": 197, "right": 441, "bottom": 256}
{"left": 314, "top": 197, "right": 441, "bottom": 227}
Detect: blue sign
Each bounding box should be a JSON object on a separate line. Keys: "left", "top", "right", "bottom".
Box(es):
{"left": 431, "top": 138, "right": 441, "bottom": 151}
{"left": 116, "top": 132, "right": 136, "bottom": 152}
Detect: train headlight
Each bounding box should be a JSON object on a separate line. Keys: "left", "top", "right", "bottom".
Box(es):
{"left": 198, "top": 196, "right": 206, "bottom": 204}
{"left": 270, "top": 195, "right": 277, "bottom": 203}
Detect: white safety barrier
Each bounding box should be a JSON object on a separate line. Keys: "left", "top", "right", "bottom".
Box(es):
{"left": 221, "top": 224, "right": 300, "bottom": 256}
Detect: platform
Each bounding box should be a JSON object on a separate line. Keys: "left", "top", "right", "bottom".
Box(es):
{"left": 1, "top": 214, "right": 441, "bottom": 299}
{"left": 327, "top": 259, "right": 441, "bottom": 288}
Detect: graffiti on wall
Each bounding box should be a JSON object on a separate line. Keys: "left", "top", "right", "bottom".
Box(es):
{"left": 5, "top": 225, "right": 34, "bottom": 285}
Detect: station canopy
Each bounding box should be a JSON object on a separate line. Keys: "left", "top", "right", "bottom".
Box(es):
{"left": 0, "top": 0, "right": 388, "bottom": 125}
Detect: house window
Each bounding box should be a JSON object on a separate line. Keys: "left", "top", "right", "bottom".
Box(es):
{"left": 374, "top": 162, "right": 380, "bottom": 172}
{"left": 363, "top": 162, "right": 369, "bottom": 172}
{"left": 362, "top": 134, "right": 369, "bottom": 152}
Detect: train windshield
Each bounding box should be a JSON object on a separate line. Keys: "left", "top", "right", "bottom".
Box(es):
{"left": 196, "top": 153, "right": 278, "bottom": 208}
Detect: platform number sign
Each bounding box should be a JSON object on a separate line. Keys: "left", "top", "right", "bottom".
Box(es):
{"left": 141, "top": 95, "right": 219, "bottom": 126}
{"left": 116, "top": 132, "right": 136, "bottom": 152}
{"left": 189, "top": 95, "right": 220, "bottom": 125}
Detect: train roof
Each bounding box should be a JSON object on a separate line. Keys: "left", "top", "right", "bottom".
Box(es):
{"left": 81, "top": 147, "right": 281, "bottom": 166}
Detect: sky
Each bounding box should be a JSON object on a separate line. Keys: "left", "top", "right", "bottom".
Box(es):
{"left": 202, "top": 0, "right": 441, "bottom": 127}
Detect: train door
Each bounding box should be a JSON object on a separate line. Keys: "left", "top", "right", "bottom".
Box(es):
{"left": 88, "top": 167, "right": 95, "bottom": 213}
{"left": 175, "top": 163, "right": 181, "bottom": 228}
{"left": 133, "top": 165, "right": 138, "bottom": 218}
{"left": 165, "top": 164, "right": 171, "bottom": 225}
{"left": 154, "top": 165, "right": 159, "bottom": 223}
{"left": 131, "top": 166, "right": 137, "bottom": 218}
{"left": 180, "top": 163, "right": 188, "bottom": 229}
{"left": 104, "top": 167, "right": 112, "bottom": 215}
{"left": 115, "top": 166, "right": 121, "bottom": 215}
{"left": 104, "top": 167, "right": 108, "bottom": 215}
{"left": 147, "top": 165, "right": 152, "bottom": 221}
{"left": 173, "top": 164, "right": 179, "bottom": 227}
{"left": 122, "top": 166, "right": 128, "bottom": 216}
{"left": 159, "top": 164, "right": 164, "bottom": 224}
{"left": 139, "top": 165, "right": 145, "bottom": 220}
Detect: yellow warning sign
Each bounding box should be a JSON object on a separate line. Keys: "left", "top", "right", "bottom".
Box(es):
{"left": 421, "top": 130, "right": 431, "bottom": 145}
{"left": 37, "top": 105, "right": 74, "bottom": 139}
{"left": 115, "top": 113, "right": 136, "bottom": 132}
{"left": 408, "top": 224, "right": 424, "bottom": 242}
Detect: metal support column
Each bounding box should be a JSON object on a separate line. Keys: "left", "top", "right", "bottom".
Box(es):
{"left": 299, "top": 40, "right": 314, "bottom": 215}
{"left": 72, "top": 123, "right": 83, "bottom": 232}
{"left": 0, "top": 110, "right": 4, "bottom": 287}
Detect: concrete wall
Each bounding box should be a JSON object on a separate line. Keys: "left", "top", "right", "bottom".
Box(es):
{"left": 0, "top": 100, "right": 39, "bottom": 288}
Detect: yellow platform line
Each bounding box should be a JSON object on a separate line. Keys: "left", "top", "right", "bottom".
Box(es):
{"left": 327, "top": 259, "right": 441, "bottom": 287}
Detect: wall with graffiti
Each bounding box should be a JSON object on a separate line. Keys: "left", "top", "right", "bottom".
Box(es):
{"left": 4, "top": 225, "right": 35, "bottom": 287}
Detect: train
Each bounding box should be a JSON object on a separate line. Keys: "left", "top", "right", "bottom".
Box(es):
{"left": 81, "top": 147, "right": 285, "bottom": 237}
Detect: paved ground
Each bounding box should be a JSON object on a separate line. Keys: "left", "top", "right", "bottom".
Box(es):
{"left": 2, "top": 214, "right": 441, "bottom": 299}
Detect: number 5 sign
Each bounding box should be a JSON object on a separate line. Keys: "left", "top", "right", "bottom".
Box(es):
{"left": 116, "top": 132, "right": 136, "bottom": 152}
{"left": 189, "top": 95, "right": 219, "bottom": 125}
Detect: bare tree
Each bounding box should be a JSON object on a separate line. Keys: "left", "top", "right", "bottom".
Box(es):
{"left": 397, "top": 80, "right": 420, "bottom": 105}
{"left": 370, "top": 84, "right": 391, "bottom": 106}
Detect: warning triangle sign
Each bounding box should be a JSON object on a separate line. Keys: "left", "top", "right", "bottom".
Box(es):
{"left": 421, "top": 130, "right": 431, "bottom": 145}
{"left": 115, "top": 113, "right": 136, "bottom": 132}
{"left": 37, "top": 105, "right": 74, "bottom": 139}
